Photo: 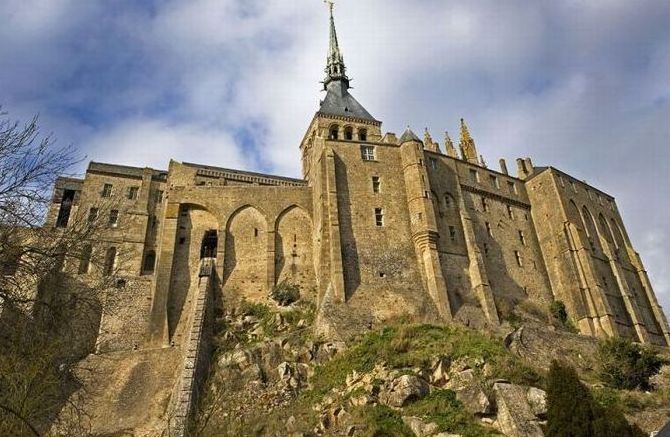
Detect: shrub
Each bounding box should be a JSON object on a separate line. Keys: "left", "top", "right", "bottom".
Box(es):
{"left": 546, "top": 360, "right": 645, "bottom": 437}
{"left": 597, "top": 337, "right": 664, "bottom": 390}
{"left": 238, "top": 300, "right": 271, "bottom": 319}
{"left": 549, "top": 300, "right": 568, "bottom": 325}
{"left": 270, "top": 281, "right": 300, "bottom": 306}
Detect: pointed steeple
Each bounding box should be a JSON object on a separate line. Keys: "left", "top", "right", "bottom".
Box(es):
{"left": 324, "top": 1, "right": 349, "bottom": 90}
{"left": 444, "top": 131, "right": 458, "bottom": 158}
{"left": 317, "top": 2, "right": 377, "bottom": 122}
{"left": 400, "top": 126, "right": 422, "bottom": 144}
{"left": 459, "top": 118, "right": 480, "bottom": 164}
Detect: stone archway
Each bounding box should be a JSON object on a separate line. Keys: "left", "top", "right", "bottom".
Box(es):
{"left": 223, "top": 205, "right": 268, "bottom": 303}
{"left": 275, "top": 206, "right": 315, "bottom": 294}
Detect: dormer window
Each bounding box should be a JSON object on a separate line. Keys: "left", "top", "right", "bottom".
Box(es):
{"left": 359, "top": 129, "right": 368, "bottom": 141}
{"left": 344, "top": 126, "right": 353, "bottom": 140}
{"left": 329, "top": 125, "right": 339, "bottom": 140}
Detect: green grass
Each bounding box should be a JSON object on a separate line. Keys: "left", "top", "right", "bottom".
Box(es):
{"left": 403, "top": 389, "right": 497, "bottom": 437}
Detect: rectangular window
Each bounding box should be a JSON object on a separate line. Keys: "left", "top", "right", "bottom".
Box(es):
{"left": 489, "top": 175, "right": 499, "bottom": 189}
{"left": 519, "top": 230, "right": 526, "bottom": 246}
{"left": 102, "top": 183, "right": 113, "bottom": 198}
{"left": 374, "top": 208, "right": 384, "bottom": 227}
{"left": 514, "top": 250, "right": 523, "bottom": 267}
{"left": 449, "top": 226, "right": 456, "bottom": 241}
{"left": 109, "top": 209, "right": 119, "bottom": 228}
{"left": 485, "top": 222, "right": 493, "bottom": 237}
{"left": 507, "top": 205, "right": 515, "bottom": 220}
{"left": 361, "top": 145, "right": 375, "bottom": 161}
{"left": 372, "top": 176, "right": 381, "bottom": 193}
{"left": 155, "top": 190, "right": 164, "bottom": 203}
{"left": 127, "top": 186, "right": 139, "bottom": 200}
{"left": 481, "top": 197, "right": 489, "bottom": 212}
{"left": 507, "top": 181, "right": 517, "bottom": 195}
{"left": 429, "top": 157, "right": 437, "bottom": 169}
{"left": 88, "top": 208, "right": 99, "bottom": 223}
{"left": 469, "top": 169, "right": 479, "bottom": 183}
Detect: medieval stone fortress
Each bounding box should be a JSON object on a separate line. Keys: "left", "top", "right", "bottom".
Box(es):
{"left": 35, "top": 4, "right": 670, "bottom": 435}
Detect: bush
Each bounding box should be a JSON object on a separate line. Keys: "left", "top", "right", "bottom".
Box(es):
{"left": 597, "top": 337, "right": 664, "bottom": 390}
{"left": 270, "top": 281, "right": 300, "bottom": 306}
{"left": 546, "top": 360, "right": 645, "bottom": 437}
{"left": 549, "top": 301, "right": 568, "bottom": 325}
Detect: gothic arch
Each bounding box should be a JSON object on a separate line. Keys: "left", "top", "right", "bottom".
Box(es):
{"left": 223, "top": 205, "right": 268, "bottom": 302}
{"left": 567, "top": 200, "right": 584, "bottom": 230}
{"left": 598, "top": 213, "right": 615, "bottom": 247}
{"left": 581, "top": 205, "right": 602, "bottom": 252}
{"left": 274, "top": 205, "right": 315, "bottom": 293}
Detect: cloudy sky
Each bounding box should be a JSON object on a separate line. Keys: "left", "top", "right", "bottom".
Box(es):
{"left": 2, "top": 0, "right": 670, "bottom": 318}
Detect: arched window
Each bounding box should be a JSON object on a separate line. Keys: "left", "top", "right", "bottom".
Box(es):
{"left": 104, "top": 247, "right": 117, "bottom": 276}
{"left": 598, "top": 213, "right": 614, "bottom": 246}
{"left": 78, "top": 244, "right": 92, "bottom": 274}
{"left": 445, "top": 193, "right": 455, "bottom": 209}
{"left": 329, "top": 125, "right": 339, "bottom": 140}
{"left": 344, "top": 126, "right": 353, "bottom": 140}
{"left": 568, "top": 200, "right": 584, "bottom": 230}
{"left": 358, "top": 129, "right": 368, "bottom": 141}
{"left": 143, "top": 250, "right": 156, "bottom": 274}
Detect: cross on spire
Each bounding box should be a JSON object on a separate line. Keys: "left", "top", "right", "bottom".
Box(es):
{"left": 323, "top": 0, "right": 349, "bottom": 90}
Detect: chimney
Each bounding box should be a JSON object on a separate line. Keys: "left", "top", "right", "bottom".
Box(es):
{"left": 499, "top": 158, "right": 508, "bottom": 175}
{"left": 516, "top": 158, "right": 529, "bottom": 179}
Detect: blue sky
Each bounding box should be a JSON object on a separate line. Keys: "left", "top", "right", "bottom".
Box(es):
{"left": 2, "top": 0, "right": 670, "bottom": 318}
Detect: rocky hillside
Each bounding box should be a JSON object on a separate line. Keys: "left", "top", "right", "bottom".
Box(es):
{"left": 191, "top": 300, "right": 670, "bottom": 436}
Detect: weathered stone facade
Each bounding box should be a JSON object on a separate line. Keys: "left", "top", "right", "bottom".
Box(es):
{"left": 46, "top": 7, "right": 670, "bottom": 354}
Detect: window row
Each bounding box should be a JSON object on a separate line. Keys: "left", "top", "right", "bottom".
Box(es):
{"left": 468, "top": 169, "right": 517, "bottom": 195}
{"left": 77, "top": 246, "right": 156, "bottom": 276}
{"left": 557, "top": 174, "right": 615, "bottom": 211}
{"left": 329, "top": 125, "right": 368, "bottom": 141}
{"left": 101, "top": 183, "right": 164, "bottom": 203}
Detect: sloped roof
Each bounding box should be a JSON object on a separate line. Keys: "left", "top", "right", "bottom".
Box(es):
{"left": 318, "top": 80, "right": 377, "bottom": 122}
{"left": 399, "top": 127, "right": 422, "bottom": 144}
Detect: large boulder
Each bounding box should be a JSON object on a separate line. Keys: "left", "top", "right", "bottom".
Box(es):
{"left": 494, "top": 382, "right": 544, "bottom": 437}
{"left": 380, "top": 375, "right": 429, "bottom": 407}
{"left": 455, "top": 384, "right": 492, "bottom": 416}
{"left": 402, "top": 416, "right": 439, "bottom": 437}
{"left": 526, "top": 387, "right": 547, "bottom": 419}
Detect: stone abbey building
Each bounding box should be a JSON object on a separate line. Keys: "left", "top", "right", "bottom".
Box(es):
{"left": 48, "top": 5, "right": 670, "bottom": 358}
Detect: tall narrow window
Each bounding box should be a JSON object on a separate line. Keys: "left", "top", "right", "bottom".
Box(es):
{"left": 469, "top": 169, "right": 479, "bottom": 183}
{"left": 372, "top": 176, "right": 381, "bottom": 193}
{"left": 88, "top": 207, "right": 99, "bottom": 223}
{"left": 570, "top": 181, "right": 577, "bottom": 193}
{"left": 359, "top": 129, "right": 368, "bottom": 141}
{"left": 200, "top": 230, "right": 218, "bottom": 259}
{"left": 344, "top": 126, "right": 353, "bottom": 140}
{"left": 104, "top": 247, "right": 117, "bottom": 276}
{"left": 514, "top": 250, "right": 523, "bottom": 267}
{"left": 374, "top": 208, "right": 384, "bottom": 227}
{"left": 507, "top": 181, "right": 517, "bottom": 195}
{"left": 445, "top": 194, "right": 453, "bottom": 209}
{"left": 429, "top": 157, "right": 437, "bottom": 169}
{"left": 143, "top": 251, "right": 156, "bottom": 274}
{"left": 79, "top": 244, "right": 92, "bottom": 274}
{"left": 485, "top": 222, "right": 493, "bottom": 237}
{"left": 481, "top": 197, "right": 489, "bottom": 212}
{"left": 489, "top": 175, "right": 499, "bottom": 189}
{"left": 361, "top": 145, "right": 375, "bottom": 161}
{"left": 507, "top": 205, "right": 515, "bottom": 220}
{"left": 155, "top": 190, "right": 164, "bottom": 203}
{"left": 108, "top": 210, "right": 119, "bottom": 228}
{"left": 558, "top": 175, "right": 565, "bottom": 187}
{"left": 483, "top": 242, "right": 489, "bottom": 255}
{"left": 519, "top": 230, "right": 526, "bottom": 246}
{"left": 102, "top": 183, "right": 113, "bottom": 198}
{"left": 56, "top": 189, "right": 75, "bottom": 228}
{"left": 127, "top": 186, "right": 139, "bottom": 200}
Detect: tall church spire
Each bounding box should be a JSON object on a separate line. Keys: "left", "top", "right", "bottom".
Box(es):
{"left": 324, "top": 1, "right": 349, "bottom": 89}
{"left": 459, "top": 118, "right": 480, "bottom": 165}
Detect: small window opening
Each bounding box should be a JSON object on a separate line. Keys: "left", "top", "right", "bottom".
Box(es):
{"left": 361, "top": 145, "right": 375, "bottom": 161}
{"left": 484, "top": 242, "right": 489, "bottom": 255}
{"left": 329, "top": 125, "right": 339, "bottom": 140}
{"left": 200, "top": 230, "right": 218, "bottom": 259}
{"left": 481, "top": 197, "right": 489, "bottom": 212}
{"left": 507, "top": 181, "right": 517, "bottom": 195}
{"left": 445, "top": 195, "right": 453, "bottom": 209}
{"left": 519, "top": 230, "right": 526, "bottom": 246}
{"left": 127, "top": 186, "right": 139, "bottom": 200}
{"left": 88, "top": 207, "right": 99, "bottom": 223}
{"left": 56, "top": 189, "right": 76, "bottom": 228}
{"left": 78, "top": 244, "right": 92, "bottom": 274}
{"left": 379, "top": 272, "right": 386, "bottom": 278}
{"left": 470, "top": 169, "right": 479, "bottom": 183}
{"left": 179, "top": 237, "right": 186, "bottom": 245}
{"left": 116, "top": 278, "right": 127, "bottom": 288}
{"left": 155, "top": 190, "right": 164, "bottom": 203}
{"left": 108, "top": 210, "right": 119, "bottom": 228}
{"left": 429, "top": 158, "right": 437, "bottom": 169}
{"left": 359, "top": 129, "right": 368, "bottom": 141}
{"left": 514, "top": 250, "right": 523, "bottom": 267}
{"left": 489, "top": 175, "right": 499, "bottom": 189}
{"left": 143, "top": 250, "right": 156, "bottom": 274}
{"left": 344, "top": 127, "right": 353, "bottom": 140}
{"left": 507, "top": 205, "right": 515, "bottom": 220}
{"left": 485, "top": 222, "right": 493, "bottom": 237}
{"left": 104, "top": 247, "right": 117, "bottom": 276}
{"left": 254, "top": 228, "right": 259, "bottom": 237}
{"left": 374, "top": 208, "right": 384, "bottom": 227}
{"left": 372, "top": 176, "right": 381, "bottom": 193}
{"left": 449, "top": 226, "right": 456, "bottom": 241}
{"left": 101, "top": 183, "right": 113, "bottom": 198}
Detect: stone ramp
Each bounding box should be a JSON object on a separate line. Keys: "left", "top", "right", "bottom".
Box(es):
{"left": 58, "top": 348, "right": 180, "bottom": 436}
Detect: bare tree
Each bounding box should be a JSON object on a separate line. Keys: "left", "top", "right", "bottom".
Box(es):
{"left": 0, "top": 108, "right": 132, "bottom": 435}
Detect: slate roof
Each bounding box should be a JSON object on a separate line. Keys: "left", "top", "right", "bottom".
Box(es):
{"left": 399, "top": 127, "right": 422, "bottom": 144}
{"left": 318, "top": 80, "right": 377, "bottom": 122}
